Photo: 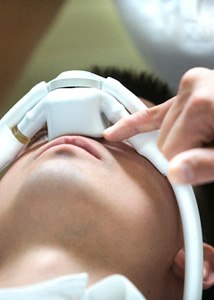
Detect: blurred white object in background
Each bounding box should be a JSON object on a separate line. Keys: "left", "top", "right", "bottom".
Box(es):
{"left": 114, "top": 0, "right": 214, "bottom": 91}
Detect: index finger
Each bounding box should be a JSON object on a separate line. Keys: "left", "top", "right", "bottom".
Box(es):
{"left": 159, "top": 96, "right": 214, "bottom": 159}
{"left": 103, "top": 98, "right": 174, "bottom": 141}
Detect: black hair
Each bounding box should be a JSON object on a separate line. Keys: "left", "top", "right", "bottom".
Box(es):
{"left": 91, "top": 66, "right": 173, "bottom": 104}
{"left": 91, "top": 66, "right": 214, "bottom": 299}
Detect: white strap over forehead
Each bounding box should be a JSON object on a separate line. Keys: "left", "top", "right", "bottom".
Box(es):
{"left": 0, "top": 70, "right": 203, "bottom": 300}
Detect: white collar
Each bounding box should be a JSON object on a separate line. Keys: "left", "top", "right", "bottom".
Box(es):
{"left": 0, "top": 273, "right": 146, "bottom": 300}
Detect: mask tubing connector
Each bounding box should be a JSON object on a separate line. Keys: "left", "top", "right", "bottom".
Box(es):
{"left": 17, "top": 100, "right": 46, "bottom": 139}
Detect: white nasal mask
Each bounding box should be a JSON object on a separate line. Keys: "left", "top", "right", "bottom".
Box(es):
{"left": 0, "top": 70, "right": 203, "bottom": 300}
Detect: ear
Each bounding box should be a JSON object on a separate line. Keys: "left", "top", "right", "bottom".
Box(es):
{"left": 172, "top": 248, "right": 185, "bottom": 281}
{"left": 203, "top": 243, "right": 214, "bottom": 289}
{"left": 172, "top": 244, "right": 214, "bottom": 289}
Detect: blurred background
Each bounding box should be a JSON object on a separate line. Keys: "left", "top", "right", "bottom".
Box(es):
{"left": 0, "top": 0, "right": 146, "bottom": 117}
{"left": 2, "top": 0, "right": 214, "bottom": 118}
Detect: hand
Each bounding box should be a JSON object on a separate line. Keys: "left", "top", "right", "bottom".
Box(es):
{"left": 104, "top": 68, "right": 214, "bottom": 185}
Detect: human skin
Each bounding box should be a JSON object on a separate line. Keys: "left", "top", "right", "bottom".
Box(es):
{"left": 104, "top": 68, "right": 214, "bottom": 185}
{"left": 0, "top": 134, "right": 183, "bottom": 299}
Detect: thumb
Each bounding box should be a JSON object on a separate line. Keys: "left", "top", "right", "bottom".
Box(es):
{"left": 168, "top": 148, "right": 214, "bottom": 185}
{"left": 103, "top": 98, "right": 173, "bottom": 141}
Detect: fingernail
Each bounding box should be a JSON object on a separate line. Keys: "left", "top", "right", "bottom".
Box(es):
{"left": 103, "top": 127, "right": 118, "bottom": 141}
{"left": 103, "top": 127, "right": 112, "bottom": 134}
{"left": 168, "top": 161, "right": 194, "bottom": 184}
{"left": 103, "top": 127, "right": 113, "bottom": 137}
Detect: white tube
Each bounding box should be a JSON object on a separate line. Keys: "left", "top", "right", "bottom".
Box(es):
{"left": 17, "top": 100, "right": 46, "bottom": 138}
{"left": 0, "top": 82, "right": 48, "bottom": 128}
{"left": 0, "top": 125, "right": 25, "bottom": 170}
{"left": 128, "top": 132, "right": 203, "bottom": 300}
{"left": 102, "top": 77, "right": 147, "bottom": 113}
{"left": 172, "top": 184, "right": 203, "bottom": 300}
{"left": 47, "top": 70, "right": 104, "bottom": 91}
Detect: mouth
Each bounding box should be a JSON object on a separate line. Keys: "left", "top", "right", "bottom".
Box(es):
{"left": 36, "top": 135, "right": 103, "bottom": 160}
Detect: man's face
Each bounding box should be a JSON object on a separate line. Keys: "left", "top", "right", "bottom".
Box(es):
{"left": 0, "top": 133, "right": 183, "bottom": 298}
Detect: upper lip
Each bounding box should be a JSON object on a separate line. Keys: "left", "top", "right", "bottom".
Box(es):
{"left": 35, "top": 135, "right": 103, "bottom": 160}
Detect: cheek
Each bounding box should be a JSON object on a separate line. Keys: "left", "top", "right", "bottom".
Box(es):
{"left": 105, "top": 154, "right": 182, "bottom": 252}
{"left": 0, "top": 161, "right": 26, "bottom": 201}
{"left": 0, "top": 149, "right": 42, "bottom": 204}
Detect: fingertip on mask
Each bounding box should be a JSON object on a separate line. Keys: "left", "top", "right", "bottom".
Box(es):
{"left": 103, "top": 127, "right": 115, "bottom": 140}
{"left": 168, "top": 160, "right": 194, "bottom": 184}
{"left": 103, "top": 127, "right": 112, "bottom": 136}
